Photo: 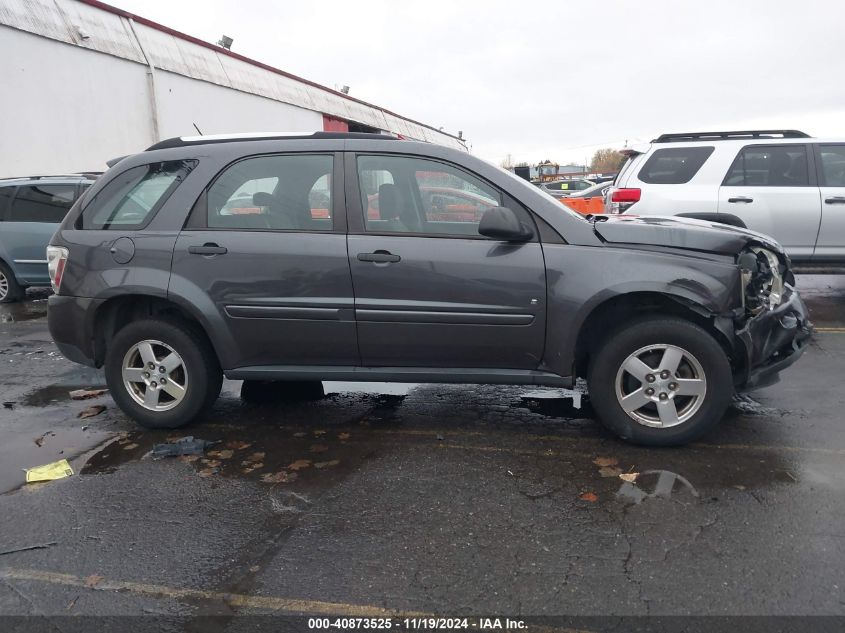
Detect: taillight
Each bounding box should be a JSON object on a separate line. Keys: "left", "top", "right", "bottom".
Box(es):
{"left": 46, "top": 246, "right": 68, "bottom": 293}
{"left": 611, "top": 188, "right": 641, "bottom": 203}
{"left": 607, "top": 188, "right": 641, "bottom": 214}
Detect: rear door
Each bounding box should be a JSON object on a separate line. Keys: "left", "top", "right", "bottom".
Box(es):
{"left": 813, "top": 144, "right": 845, "bottom": 262}
{"left": 170, "top": 152, "right": 358, "bottom": 369}
{"left": 2, "top": 182, "right": 77, "bottom": 284}
{"left": 347, "top": 153, "right": 547, "bottom": 369}
{"left": 718, "top": 144, "right": 820, "bottom": 260}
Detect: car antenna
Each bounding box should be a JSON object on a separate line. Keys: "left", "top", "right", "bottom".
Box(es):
{"left": 192, "top": 123, "right": 203, "bottom": 135}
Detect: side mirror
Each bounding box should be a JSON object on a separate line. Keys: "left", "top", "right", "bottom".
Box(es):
{"left": 478, "top": 206, "right": 534, "bottom": 242}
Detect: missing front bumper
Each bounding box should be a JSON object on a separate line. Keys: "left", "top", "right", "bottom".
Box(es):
{"left": 736, "top": 286, "right": 812, "bottom": 390}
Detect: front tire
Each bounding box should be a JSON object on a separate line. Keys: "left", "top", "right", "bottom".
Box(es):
{"left": 105, "top": 319, "right": 222, "bottom": 429}
{"left": 587, "top": 317, "right": 733, "bottom": 446}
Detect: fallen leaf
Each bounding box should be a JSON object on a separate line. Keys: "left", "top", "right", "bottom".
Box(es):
{"left": 201, "top": 459, "right": 221, "bottom": 468}
{"left": 69, "top": 388, "right": 108, "bottom": 400}
{"left": 598, "top": 466, "right": 622, "bottom": 478}
{"left": 619, "top": 473, "right": 639, "bottom": 483}
{"left": 338, "top": 432, "right": 351, "bottom": 441}
{"left": 66, "top": 595, "right": 79, "bottom": 610}
{"left": 292, "top": 432, "right": 307, "bottom": 438}
{"left": 225, "top": 440, "right": 252, "bottom": 450}
{"left": 579, "top": 492, "right": 598, "bottom": 502}
{"left": 123, "top": 443, "right": 139, "bottom": 451}
{"left": 178, "top": 455, "right": 200, "bottom": 463}
{"left": 34, "top": 431, "right": 54, "bottom": 447}
{"left": 314, "top": 460, "right": 340, "bottom": 469}
{"left": 260, "top": 471, "right": 298, "bottom": 484}
{"left": 592, "top": 456, "right": 618, "bottom": 468}
{"left": 309, "top": 444, "right": 329, "bottom": 453}
{"left": 198, "top": 468, "right": 217, "bottom": 478}
{"left": 249, "top": 565, "right": 260, "bottom": 573}
{"left": 287, "top": 459, "right": 312, "bottom": 471}
{"left": 313, "top": 430, "right": 327, "bottom": 437}
{"left": 246, "top": 452, "right": 265, "bottom": 462}
{"left": 78, "top": 405, "right": 106, "bottom": 419}
{"left": 84, "top": 574, "right": 103, "bottom": 588}
{"left": 208, "top": 449, "right": 233, "bottom": 459}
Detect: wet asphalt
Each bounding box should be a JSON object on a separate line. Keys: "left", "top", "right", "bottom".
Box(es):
{"left": 0, "top": 278, "right": 843, "bottom": 627}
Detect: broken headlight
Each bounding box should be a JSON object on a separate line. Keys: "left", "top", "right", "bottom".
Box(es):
{"left": 738, "top": 247, "right": 784, "bottom": 314}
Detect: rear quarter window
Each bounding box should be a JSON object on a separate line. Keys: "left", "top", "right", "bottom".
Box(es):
{"left": 78, "top": 160, "right": 196, "bottom": 230}
{"left": 637, "top": 146, "right": 714, "bottom": 184}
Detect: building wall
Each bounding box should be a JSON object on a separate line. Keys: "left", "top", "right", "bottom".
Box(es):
{"left": 0, "top": 26, "right": 154, "bottom": 174}
{"left": 0, "top": 0, "right": 465, "bottom": 177}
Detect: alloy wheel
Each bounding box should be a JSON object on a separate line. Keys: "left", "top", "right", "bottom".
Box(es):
{"left": 614, "top": 344, "right": 707, "bottom": 428}
{"left": 122, "top": 340, "right": 188, "bottom": 411}
{"left": 0, "top": 271, "right": 8, "bottom": 300}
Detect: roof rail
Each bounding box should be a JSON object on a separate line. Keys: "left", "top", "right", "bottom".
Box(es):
{"left": 146, "top": 131, "right": 400, "bottom": 151}
{"left": 653, "top": 130, "right": 811, "bottom": 143}
{"left": 0, "top": 173, "right": 101, "bottom": 182}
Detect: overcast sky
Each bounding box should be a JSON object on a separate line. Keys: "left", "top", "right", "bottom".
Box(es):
{"left": 111, "top": 0, "right": 845, "bottom": 166}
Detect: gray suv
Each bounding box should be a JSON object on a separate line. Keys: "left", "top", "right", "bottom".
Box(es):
{"left": 47, "top": 133, "right": 811, "bottom": 445}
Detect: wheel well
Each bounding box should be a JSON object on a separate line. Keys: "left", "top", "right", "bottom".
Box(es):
{"left": 92, "top": 295, "right": 217, "bottom": 366}
{"left": 573, "top": 292, "right": 738, "bottom": 379}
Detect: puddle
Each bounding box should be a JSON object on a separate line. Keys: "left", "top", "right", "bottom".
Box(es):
{"left": 324, "top": 381, "right": 419, "bottom": 396}
{"left": 0, "top": 424, "right": 115, "bottom": 494}
{"left": 517, "top": 384, "right": 592, "bottom": 419}
{"left": 21, "top": 383, "right": 108, "bottom": 407}
{"left": 616, "top": 469, "right": 700, "bottom": 504}
{"left": 0, "top": 298, "right": 49, "bottom": 323}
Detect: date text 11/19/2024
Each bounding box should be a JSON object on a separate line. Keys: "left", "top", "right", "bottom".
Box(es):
{"left": 307, "top": 617, "right": 527, "bottom": 630}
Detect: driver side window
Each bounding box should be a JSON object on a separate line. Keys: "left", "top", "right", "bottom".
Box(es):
{"left": 357, "top": 155, "right": 507, "bottom": 237}
{"left": 207, "top": 154, "right": 334, "bottom": 231}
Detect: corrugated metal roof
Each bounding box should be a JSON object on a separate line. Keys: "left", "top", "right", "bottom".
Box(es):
{"left": 0, "top": 0, "right": 467, "bottom": 150}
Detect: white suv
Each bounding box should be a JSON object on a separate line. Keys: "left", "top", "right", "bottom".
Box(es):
{"left": 605, "top": 130, "right": 845, "bottom": 267}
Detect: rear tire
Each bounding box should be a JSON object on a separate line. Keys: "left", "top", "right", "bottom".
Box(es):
{"left": 587, "top": 317, "right": 733, "bottom": 446}
{"left": 0, "top": 261, "right": 24, "bottom": 303}
{"left": 105, "top": 319, "right": 222, "bottom": 429}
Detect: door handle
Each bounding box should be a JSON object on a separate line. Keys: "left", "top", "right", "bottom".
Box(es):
{"left": 824, "top": 196, "right": 845, "bottom": 204}
{"left": 728, "top": 196, "right": 753, "bottom": 203}
{"left": 188, "top": 243, "right": 227, "bottom": 255}
{"left": 357, "top": 251, "right": 401, "bottom": 263}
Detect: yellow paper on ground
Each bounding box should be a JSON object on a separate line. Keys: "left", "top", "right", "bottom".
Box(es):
{"left": 25, "top": 459, "right": 74, "bottom": 483}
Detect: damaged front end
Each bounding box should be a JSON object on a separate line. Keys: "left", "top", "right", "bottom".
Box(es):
{"left": 733, "top": 245, "right": 812, "bottom": 390}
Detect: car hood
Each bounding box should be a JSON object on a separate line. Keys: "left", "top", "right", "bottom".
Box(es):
{"left": 593, "top": 215, "right": 783, "bottom": 256}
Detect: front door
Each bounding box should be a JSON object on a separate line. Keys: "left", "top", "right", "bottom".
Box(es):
{"left": 170, "top": 152, "right": 358, "bottom": 369}
{"left": 347, "top": 153, "right": 546, "bottom": 369}
{"left": 718, "top": 143, "right": 820, "bottom": 260}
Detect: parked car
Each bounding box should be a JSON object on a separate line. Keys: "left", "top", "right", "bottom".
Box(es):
{"left": 537, "top": 178, "right": 595, "bottom": 198}
{"left": 606, "top": 129, "right": 845, "bottom": 267}
{"left": 560, "top": 181, "right": 612, "bottom": 215}
{"left": 47, "top": 132, "right": 810, "bottom": 445}
{"left": 0, "top": 174, "right": 98, "bottom": 302}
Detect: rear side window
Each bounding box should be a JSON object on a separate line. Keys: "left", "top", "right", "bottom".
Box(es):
{"left": 79, "top": 160, "right": 196, "bottom": 230}
{"left": 816, "top": 145, "right": 845, "bottom": 187}
{"left": 9, "top": 184, "right": 77, "bottom": 223}
{"left": 637, "top": 147, "right": 714, "bottom": 184}
{"left": 723, "top": 145, "right": 809, "bottom": 187}
{"left": 0, "top": 186, "right": 14, "bottom": 219}
{"left": 206, "top": 154, "right": 334, "bottom": 231}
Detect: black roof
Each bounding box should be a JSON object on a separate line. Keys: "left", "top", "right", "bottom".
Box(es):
{"left": 146, "top": 131, "right": 400, "bottom": 151}
{"left": 653, "top": 130, "right": 810, "bottom": 143}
